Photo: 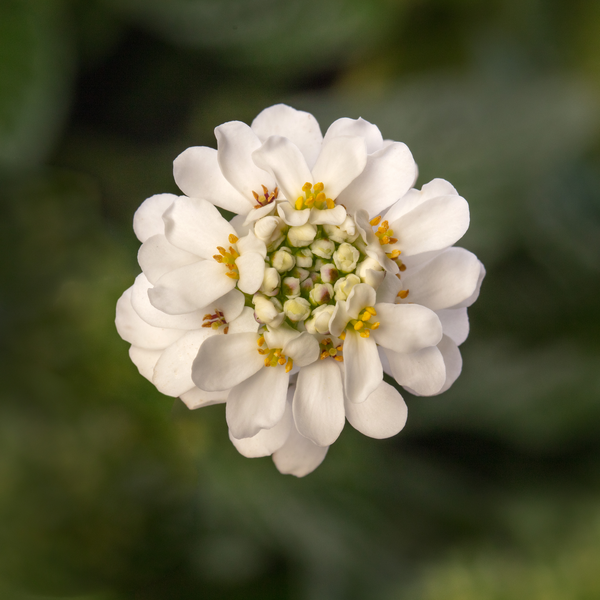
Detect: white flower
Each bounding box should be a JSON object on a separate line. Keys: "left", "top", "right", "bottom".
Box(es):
{"left": 116, "top": 104, "right": 484, "bottom": 478}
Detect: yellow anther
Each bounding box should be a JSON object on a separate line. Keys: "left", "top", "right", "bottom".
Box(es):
{"left": 370, "top": 322, "right": 380, "bottom": 330}
{"left": 224, "top": 326, "right": 229, "bottom": 334}
{"left": 295, "top": 197, "right": 304, "bottom": 210}
{"left": 389, "top": 237, "right": 398, "bottom": 244}
{"left": 320, "top": 351, "right": 329, "bottom": 360}
{"left": 387, "top": 249, "right": 401, "bottom": 259}
{"left": 370, "top": 216, "right": 382, "bottom": 226}
{"left": 336, "top": 345, "right": 343, "bottom": 352}
{"left": 261, "top": 184, "right": 269, "bottom": 195}
{"left": 339, "top": 331, "right": 346, "bottom": 340}
{"left": 258, "top": 348, "right": 267, "bottom": 355}
{"left": 360, "top": 311, "right": 371, "bottom": 321}
{"left": 229, "top": 246, "right": 240, "bottom": 258}
{"left": 285, "top": 358, "right": 294, "bottom": 373}
{"left": 316, "top": 192, "right": 326, "bottom": 203}
{"left": 381, "top": 236, "right": 389, "bottom": 245}
{"left": 305, "top": 197, "right": 315, "bottom": 208}
{"left": 264, "top": 357, "right": 271, "bottom": 367}
{"left": 252, "top": 190, "right": 259, "bottom": 200}
{"left": 217, "top": 246, "right": 227, "bottom": 256}
{"left": 228, "top": 234, "right": 238, "bottom": 244}
{"left": 314, "top": 182, "right": 324, "bottom": 192}
{"left": 257, "top": 335, "right": 265, "bottom": 347}
{"left": 360, "top": 330, "right": 371, "bottom": 338}
{"left": 397, "top": 289, "right": 409, "bottom": 299}
{"left": 278, "top": 356, "right": 286, "bottom": 365}
{"left": 354, "top": 321, "right": 364, "bottom": 330}
{"left": 213, "top": 254, "right": 223, "bottom": 263}
{"left": 334, "top": 355, "right": 344, "bottom": 362}
{"left": 302, "top": 182, "right": 312, "bottom": 192}
{"left": 225, "top": 272, "right": 239, "bottom": 280}
{"left": 326, "top": 198, "right": 335, "bottom": 209}
{"left": 366, "top": 306, "right": 377, "bottom": 316}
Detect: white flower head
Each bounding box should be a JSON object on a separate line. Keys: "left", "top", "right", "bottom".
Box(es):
{"left": 117, "top": 103, "right": 484, "bottom": 478}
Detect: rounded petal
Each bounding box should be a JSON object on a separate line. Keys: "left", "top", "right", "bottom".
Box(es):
{"left": 243, "top": 201, "right": 277, "bottom": 225}
{"left": 324, "top": 117, "right": 384, "bottom": 154}
{"left": 384, "top": 178, "right": 458, "bottom": 223}
{"left": 277, "top": 202, "right": 311, "bottom": 226}
{"left": 346, "top": 283, "right": 376, "bottom": 319}
{"left": 153, "top": 329, "right": 215, "bottom": 397}
{"left": 216, "top": 121, "right": 276, "bottom": 200}
{"left": 236, "top": 252, "right": 266, "bottom": 295}
{"left": 138, "top": 234, "right": 199, "bottom": 285}
{"left": 228, "top": 306, "right": 260, "bottom": 334}
{"left": 192, "top": 332, "right": 264, "bottom": 391}
{"left": 229, "top": 401, "right": 293, "bottom": 458}
{"left": 452, "top": 261, "right": 486, "bottom": 308}
{"left": 173, "top": 146, "right": 251, "bottom": 214}
{"left": 180, "top": 387, "right": 229, "bottom": 409}
{"left": 226, "top": 366, "right": 289, "bottom": 439}
{"left": 391, "top": 195, "right": 470, "bottom": 256}
{"left": 345, "top": 380, "right": 407, "bottom": 439}
{"left": 384, "top": 345, "right": 446, "bottom": 396}
{"left": 116, "top": 287, "right": 183, "bottom": 350}
{"left": 311, "top": 135, "right": 367, "bottom": 199}
{"left": 282, "top": 332, "right": 320, "bottom": 367}
{"left": 252, "top": 135, "right": 313, "bottom": 203}
{"left": 337, "top": 142, "right": 417, "bottom": 217}
{"left": 133, "top": 193, "right": 176, "bottom": 243}
{"left": 329, "top": 300, "right": 351, "bottom": 338}
{"left": 293, "top": 359, "right": 345, "bottom": 446}
{"left": 437, "top": 335, "right": 463, "bottom": 394}
{"left": 129, "top": 346, "right": 161, "bottom": 381}
{"left": 130, "top": 273, "right": 207, "bottom": 330}
{"left": 375, "top": 272, "right": 403, "bottom": 305}
{"left": 308, "top": 205, "right": 347, "bottom": 226}
{"left": 372, "top": 303, "right": 443, "bottom": 354}
{"left": 251, "top": 104, "right": 323, "bottom": 169}
{"left": 400, "top": 248, "right": 482, "bottom": 311}
{"left": 436, "top": 307, "right": 469, "bottom": 346}
{"left": 272, "top": 422, "right": 328, "bottom": 477}
{"left": 163, "top": 196, "right": 236, "bottom": 259}
{"left": 343, "top": 330, "right": 383, "bottom": 404}
{"left": 236, "top": 231, "right": 267, "bottom": 259}
{"left": 149, "top": 260, "right": 236, "bottom": 315}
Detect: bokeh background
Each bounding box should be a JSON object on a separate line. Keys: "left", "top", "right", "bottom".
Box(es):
{"left": 2, "top": 0, "right": 600, "bottom": 598}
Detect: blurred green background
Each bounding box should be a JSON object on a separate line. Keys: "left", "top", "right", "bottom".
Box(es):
{"left": 1, "top": 0, "right": 600, "bottom": 598}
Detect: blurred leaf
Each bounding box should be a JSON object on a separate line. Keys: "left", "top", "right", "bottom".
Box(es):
{"left": 0, "top": 0, "right": 74, "bottom": 175}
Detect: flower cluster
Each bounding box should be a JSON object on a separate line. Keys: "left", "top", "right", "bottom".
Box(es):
{"left": 116, "top": 104, "right": 484, "bottom": 477}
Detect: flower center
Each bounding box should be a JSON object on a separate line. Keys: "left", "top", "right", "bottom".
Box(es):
{"left": 295, "top": 182, "right": 335, "bottom": 211}
{"left": 213, "top": 234, "right": 240, "bottom": 280}
{"left": 257, "top": 335, "right": 293, "bottom": 371}
{"left": 252, "top": 184, "right": 279, "bottom": 208}
{"left": 339, "top": 306, "right": 380, "bottom": 339}
{"left": 319, "top": 338, "right": 344, "bottom": 362}
{"left": 202, "top": 309, "right": 229, "bottom": 333}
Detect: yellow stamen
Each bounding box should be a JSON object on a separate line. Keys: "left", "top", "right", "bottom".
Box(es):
{"left": 360, "top": 311, "right": 371, "bottom": 322}
{"left": 360, "top": 330, "right": 370, "bottom": 338}
{"left": 370, "top": 322, "right": 380, "bottom": 330}
{"left": 326, "top": 198, "right": 335, "bottom": 209}
{"left": 213, "top": 254, "right": 223, "bottom": 263}
{"left": 370, "top": 216, "right": 382, "bottom": 226}
{"left": 314, "top": 182, "right": 324, "bottom": 192}
{"left": 366, "top": 306, "right": 377, "bottom": 316}
{"left": 397, "top": 289, "right": 409, "bottom": 299}
{"left": 381, "top": 236, "right": 390, "bottom": 245}
{"left": 334, "top": 355, "right": 344, "bottom": 362}
{"left": 228, "top": 234, "right": 238, "bottom": 244}
{"left": 354, "top": 321, "right": 364, "bottom": 330}
{"left": 257, "top": 335, "right": 265, "bottom": 347}
{"left": 285, "top": 358, "right": 294, "bottom": 373}
{"left": 252, "top": 191, "right": 259, "bottom": 200}
{"left": 339, "top": 331, "right": 346, "bottom": 340}
{"left": 302, "top": 182, "right": 312, "bottom": 192}
{"left": 217, "top": 246, "right": 227, "bottom": 256}
{"left": 225, "top": 272, "right": 239, "bottom": 280}
{"left": 295, "top": 197, "right": 304, "bottom": 210}
{"left": 278, "top": 356, "right": 286, "bottom": 365}
{"left": 399, "top": 263, "right": 406, "bottom": 272}
{"left": 387, "top": 249, "right": 401, "bottom": 259}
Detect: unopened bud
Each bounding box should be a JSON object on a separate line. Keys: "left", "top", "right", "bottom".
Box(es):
{"left": 333, "top": 242, "right": 360, "bottom": 273}
{"left": 320, "top": 263, "right": 339, "bottom": 283}
{"left": 282, "top": 276, "right": 300, "bottom": 298}
{"left": 305, "top": 304, "right": 335, "bottom": 335}
{"left": 295, "top": 248, "right": 313, "bottom": 268}
{"left": 283, "top": 297, "right": 311, "bottom": 322}
{"left": 310, "top": 238, "right": 335, "bottom": 259}
{"left": 271, "top": 247, "right": 296, "bottom": 273}
{"left": 334, "top": 274, "right": 361, "bottom": 301}
{"left": 287, "top": 223, "right": 317, "bottom": 248}
{"left": 259, "top": 266, "right": 280, "bottom": 296}
{"left": 309, "top": 283, "right": 334, "bottom": 306}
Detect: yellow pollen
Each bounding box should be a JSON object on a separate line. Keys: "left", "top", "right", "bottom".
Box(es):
{"left": 371, "top": 322, "right": 380, "bottom": 330}
{"left": 389, "top": 237, "right": 398, "bottom": 244}
{"left": 285, "top": 358, "right": 293, "bottom": 373}
{"left": 360, "top": 330, "right": 370, "bottom": 338}
{"left": 360, "top": 311, "right": 371, "bottom": 322}
{"left": 354, "top": 321, "right": 364, "bottom": 330}
{"left": 381, "top": 236, "right": 390, "bottom": 245}
{"left": 326, "top": 198, "right": 335, "bottom": 209}
{"left": 398, "top": 289, "right": 409, "bottom": 299}
{"left": 339, "top": 331, "right": 346, "bottom": 340}
{"left": 314, "top": 182, "right": 324, "bottom": 192}
{"left": 225, "top": 272, "right": 239, "bottom": 280}
{"left": 334, "top": 355, "right": 344, "bottom": 362}
{"left": 257, "top": 335, "right": 265, "bottom": 347}
{"left": 366, "top": 306, "right": 377, "bottom": 315}
{"left": 302, "top": 182, "right": 312, "bottom": 192}
{"left": 217, "top": 246, "right": 227, "bottom": 256}
{"left": 387, "top": 249, "right": 402, "bottom": 259}
{"left": 228, "top": 234, "right": 238, "bottom": 244}
{"left": 278, "top": 356, "right": 286, "bottom": 365}
{"left": 370, "top": 216, "right": 382, "bottom": 226}
{"left": 295, "top": 197, "right": 304, "bottom": 210}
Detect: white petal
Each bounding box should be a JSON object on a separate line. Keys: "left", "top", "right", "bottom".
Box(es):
{"left": 375, "top": 272, "right": 403, "bottom": 304}
{"left": 329, "top": 300, "right": 351, "bottom": 338}
{"left": 138, "top": 234, "right": 199, "bottom": 285}
{"left": 272, "top": 421, "right": 328, "bottom": 477}
{"left": 436, "top": 307, "right": 469, "bottom": 345}
{"left": 243, "top": 201, "right": 277, "bottom": 225}
{"left": 343, "top": 330, "right": 383, "bottom": 404}
{"left": 283, "top": 332, "right": 320, "bottom": 367}
{"left": 345, "top": 380, "right": 407, "bottom": 439}
{"left": 437, "top": 335, "right": 463, "bottom": 394}
{"left": 384, "top": 178, "right": 458, "bottom": 223}
{"left": 308, "top": 205, "right": 347, "bottom": 226}
{"left": 251, "top": 104, "right": 323, "bottom": 169}
{"left": 173, "top": 146, "right": 251, "bottom": 214}
{"left": 163, "top": 196, "right": 236, "bottom": 259}
{"left": 231, "top": 213, "right": 251, "bottom": 236}
{"left": 293, "top": 359, "right": 345, "bottom": 446}
{"left": 226, "top": 366, "right": 289, "bottom": 439}
{"left": 451, "top": 261, "right": 486, "bottom": 308}
{"left": 131, "top": 273, "right": 207, "bottom": 330}
{"left": 116, "top": 287, "right": 183, "bottom": 349}
{"left": 236, "top": 230, "right": 267, "bottom": 259}
{"left": 372, "top": 303, "right": 443, "bottom": 354}
{"left": 229, "top": 401, "right": 293, "bottom": 458}
{"left": 228, "top": 306, "right": 260, "bottom": 334}
{"left": 133, "top": 193, "right": 176, "bottom": 243}
{"left": 252, "top": 136, "right": 313, "bottom": 203}
{"left": 192, "top": 332, "right": 264, "bottom": 391}
{"left": 153, "top": 329, "right": 215, "bottom": 397}
{"left": 324, "top": 117, "right": 384, "bottom": 154}
{"left": 385, "top": 345, "right": 446, "bottom": 396}
{"left": 400, "top": 248, "right": 482, "bottom": 311}
{"left": 277, "top": 202, "right": 311, "bottom": 226}
{"left": 215, "top": 121, "right": 276, "bottom": 200}
{"left": 129, "top": 345, "right": 162, "bottom": 381}
{"left": 236, "top": 252, "right": 266, "bottom": 295}
{"left": 337, "top": 142, "right": 417, "bottom": 217}
{"left": 391, "top": 195, "right": 470, "bottom": 256}
{"left": 180, "top": 387, "right": 229, "bottom": 409}
{"left": 149, "top": 260, "right": 235, "bottom": 314}
{"left": 346, "top": 283, "right": 376, "bottom": 319}
{"left": 311, "top": 135, "right": 367, "bottom": 199}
